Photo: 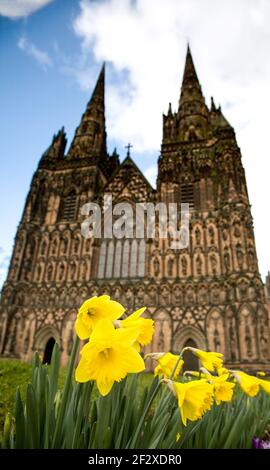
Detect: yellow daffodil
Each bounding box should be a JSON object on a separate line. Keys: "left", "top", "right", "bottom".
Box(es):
{"left": 165, "top": 379, "right": 213, "bottom": 426}
{"left": 211, "top": 374, "right": 235, "bottom": 405}
{"left": 146, "top": 352, "right": 184, "bottom": 379}
{"left": 176, "top": 432, "right": 181, "bottom": 442}
{"left": 259, "top": 378, "right": 270, "bottom": 394}
{"left": 75, "top": 319, "right": 145, "bottom": 395}
{"left": 232, "top": 371, "right": 260, "bottom": 397}
{"left": 117, "top": 307, "right": 154, "bottom": 349}
{"left": 257, "top": 371, "right": 266, "bottom": 377}
{"left": 183, "top": 370, "right": 212, "bottom": 381}
{"left": 186, "top": 347, "right": 223, "bottom": 372}
{"left": 217, "top": 367, "right": 229, "bottom": 377}
{"left": 75, "top": 295, "right": 125, "bottom": 340}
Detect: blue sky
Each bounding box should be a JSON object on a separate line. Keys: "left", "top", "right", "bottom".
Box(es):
{"left": 0, "top": 0, "right": 270, "bottom": 286}
{"left": 0, "top": 0, "right": 152, "bottom": 286}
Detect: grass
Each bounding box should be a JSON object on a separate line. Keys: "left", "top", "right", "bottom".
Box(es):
{"left": 0, "top": 357, "right": 153, "bottom": 430}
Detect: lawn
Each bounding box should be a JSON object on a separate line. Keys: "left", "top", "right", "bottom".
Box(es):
{"left": 0, "top": 357, "right": 153, "bottom": 430}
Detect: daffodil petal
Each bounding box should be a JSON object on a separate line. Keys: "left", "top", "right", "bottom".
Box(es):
{"left": 75, "top": 317, "right": 92, "bottom": 340}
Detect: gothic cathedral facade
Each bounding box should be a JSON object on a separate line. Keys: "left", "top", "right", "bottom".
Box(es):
{"left": 0, "top": 47, "right": 269, "bottom": 371}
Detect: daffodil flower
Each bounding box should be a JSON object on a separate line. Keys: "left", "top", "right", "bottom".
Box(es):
{"left": 146, "top": 352, "right": 184, "bottom": 379}
{"left": 185, "top": 347, "right": 223, "bottom": 372}
{"left": 116, "top": 307, "right": 154, "bottom": 350}
{"left": 211, "top": 374, "right": 235, "bottom": 405}
{"left": 231, "top": 371, "right": 260, "bottom": 397}
{"left": 164, "top": 378, "right": 213, "bottom": 426}
{"left": 75, "top": 295, "right": 125, "bottom": 340}
{"left": 75, "top": 319, "right": 145, "bottom": 396}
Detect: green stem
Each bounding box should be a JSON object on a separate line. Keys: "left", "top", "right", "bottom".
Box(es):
{"left": 169, "top": 348, "right": 186, "bottom": 380}
{"left": 52, "top": 335, "right": 79, "bottom": 448}
{"left": 129, "top": 379, "right": 161, "bottom": 449}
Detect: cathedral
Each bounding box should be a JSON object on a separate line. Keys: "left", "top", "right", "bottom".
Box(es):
{"left": 0, "top": 46, "right": 269, "bottom": 371}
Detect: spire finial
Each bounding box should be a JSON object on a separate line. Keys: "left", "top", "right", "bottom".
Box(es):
{"left": 125, "top": 143, "right": 133, "bottom": 157}
{"left": 211, "top": 96, "right": 216, "bottom": 112}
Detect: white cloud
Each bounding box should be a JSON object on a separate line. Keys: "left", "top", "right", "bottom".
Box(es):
{"left": 18, "top": 35, "right": 52, "bottom": 68}
{"left": 144, "top": 165, "right": 157, "bottom": 188}
{"left": 0, "top": 0, "right": 53, "bottom": 19}
{"left": 73, "top": 0, "right": 270, "bottom": 279}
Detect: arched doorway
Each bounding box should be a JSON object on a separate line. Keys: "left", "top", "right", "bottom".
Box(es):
{"left": 183, "top": 339, "right": 199, "bottom": 371}
{"left": 43, "top": 337, "right": 55, "bottom": 364}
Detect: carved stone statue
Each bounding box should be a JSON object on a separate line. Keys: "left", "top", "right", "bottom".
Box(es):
{"left": 222, "top": 228, "right": 228, "bottom": 241}
{"left": 213, "top": 327, "right": 221, "bottom": 352}
{"left": 198, "top": 286, "right": 207, "bottom": 304}
{"left": 236, "top": 244, "right": 244, "bottom": 270}
{"left": 239, "top": 280, "right": 248, "bottom": 301}
{"left": 58, "top": 263, "right": 65, "bottom": 281}
{"left": 234, "top": 224, "right": 241, "bottom": 238}
{"left": 195, "top": 227, "right": 201, "bottom": 245}
{"left": 147, "top": 285, "right": 157, "bottom": 305}
{"left": 153, "top": 257, "right": 160, "bottom": 276}
{"left": 186, "top": 288, "right": 194, "bottom": 305}
{"left": 181, "top": 256, "right": 187, "bottom": 275}
{"left": 208, "top": 226, "right": 215, "bottom": 244}
{"left": 168, "top": 258, "right": 174, "bottom": 276}
{"left": 229, "top": 319, "right": 236, "bottom": 360}
{"left": 81, "top": 261, "right": 87, "bottom": 280}
{"left": 73, "top": 238, "right": 80, "bottom": 253}
{"left": 196, "top": 255, "right": 202, "bottom": 275}
{"left": 136, "top": 286, "right": 145, "bottom": 304}
{"left": 160, "top": 286, "right": 170, "bottom": 306}
{"left": 211, "top": 287, "right": 220, "bottom": 304}
{"left": 225, "top": 283, "right": 234, "bottom": 302}
{"left": 223, "top": 248, "right": 230, "bottom": 272}
{"left": 47, "top": 264, "right": 53, "bottom": 281}
{"left": 69, "top": 261, "right": 76, "bottom": 280}
{"left": 259, "top": 323, "right": 268, "bottom": 358}
{"left": 51, "top": 238, "right": 58, "bottom": 255}
{"left": 23, "top": 329, "right": 30, "bottom": 354}
{"left": 248, "top": 250, "right": 255, "bottom": 270}
{"left": 210, "top": 254, "right": 217, "bottom": 275}
{"left": 244, "top": 324, "right": 252, "bottom": 357}
{"left": 172, "top": 285, "right": 182, "bottom": 304}
{"left": 157, "top": 322, "right": 165, "bottom": 350}
{"left": 36, "top": 264, "right": 42, "bottom": 282}
{"left": 60, "top": 237, "right": 68, "bottom": 254}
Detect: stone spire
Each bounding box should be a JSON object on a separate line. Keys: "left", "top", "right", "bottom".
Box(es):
{"left": 68, "top": 63, "right": 107, "bottom": 159}
{"left": 179, "top": 46, "right": 200, "bottom": 103}
{"left": 173, "top": 46, "right": 209, "bottom": 141}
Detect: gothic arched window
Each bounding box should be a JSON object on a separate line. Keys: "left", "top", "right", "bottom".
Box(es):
{"left": 59, "top": 190, "right": 77, "bottom": 221}
{"left": 97, "top": 239, "right": 145, "bottom": 279}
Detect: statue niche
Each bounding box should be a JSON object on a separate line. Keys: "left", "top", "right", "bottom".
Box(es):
{"left": 152, "top": 311, "right": 172, "bottom": 353}
{"left": 239, "top": 307, "right": 256, "bottom": 360}
{"left": 180, "top": 256, "right": 187, "bottom": 276}
{"left": 207, "top": 310, "right": 225, "bottom": 354}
